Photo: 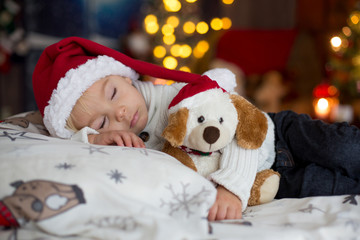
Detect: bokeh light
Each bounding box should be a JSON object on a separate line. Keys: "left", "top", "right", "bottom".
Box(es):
{"left": 222, "top": 0, "right": 234, "bottom": 4}
{"left": 163, "top": 0, "right": 182, "bottom": 12}
{"left": 183, "top": 21, "right": 196, "bottom": 34}
{"left": 163, "top": 56, "right": 178, "bottom": 69}
{"left": 210, "top": 18, "right": 223, "bottom": 30}
{"left": 153, "top": 45, "right": 166, "bottom": 58}
{"left": 222, "top": 17, "right": 232, "bottom": 29}
{"left": 163, "top": 34, "right": 176, "bottom": 45}
{"left": 196, "top": 21, "right": 209, "bottom": 34}
{"left": 167, "top": 16, "right": 180, "bottom": 28}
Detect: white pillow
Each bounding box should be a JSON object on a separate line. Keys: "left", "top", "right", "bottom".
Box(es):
{"left": 0, "top": 124, "right": 216, "bottom": 239}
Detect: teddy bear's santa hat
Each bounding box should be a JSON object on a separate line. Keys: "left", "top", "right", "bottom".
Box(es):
{"left": 168, "top": 75, "right": 230, "bottom": 114}
{"left": 32, "top": 37, "right": 236, "bottom": 138}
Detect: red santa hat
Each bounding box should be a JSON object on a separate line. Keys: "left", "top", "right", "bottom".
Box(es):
{"left": 33, "top": 36, "right": 235, "bottom": 138}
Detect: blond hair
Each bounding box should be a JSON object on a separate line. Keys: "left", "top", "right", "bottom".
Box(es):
{"left": 66, "top": 91, "right": 95, "bottom": 132}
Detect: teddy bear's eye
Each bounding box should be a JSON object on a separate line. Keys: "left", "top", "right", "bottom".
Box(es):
{"left": 219, "top": 117, "right": 224, "bottom": 124}
{"left": 198, "top": 116, "right": 205, "bottom": 123}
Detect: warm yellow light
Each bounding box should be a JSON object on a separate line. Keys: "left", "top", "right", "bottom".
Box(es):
{"left": 180, "top": 44, "right": 192, "bottom": 58}
{"left": 196, "top": 40, "right": 210, "bottom": 53}
{"left": 317, "top": 98, "right": 329, "bottom": 111}
{"left": 330, "top": 36, "right": 342, "bottom": 48}
{"left": 351, "top": 12, "right": 360, "bottom": 25}
{"left": 163, "top": 56, "right": 178, "bottom": 69}
{"left": 170, "top": 44, "right": 181, "bottom": 57}
{"left": 342, "top": 26, "right": 352, "bottom": 37}
{"left": 196, "top": 21, "right": 209, "bottom": 34}
{"left": 164, "top": 0, "right": 181, "bottom": 12}
{"left": 171, "top": 44, "right": 192, "bottom": 58}
{"left": 314, "top": 98, "right": 330, "bottom": 119}
{"left": 313, "top": 97, "right": 339, "bottom": 120}
{"left": 180, "top": 66, "right": 191, "bottom": 72}
{"left": 153, "top": 78, "right": 175, "bottom": 85}
{"left": 144, "top": 14, "right": 157, "bottom": 25}
{"left": 186, "top": 0, "right": 197, "bottom": 3}
{"left": 193, "top": 40, "right": 209, "bottom": 58}
{"left": 193, "top": 48, "right": 204, "bottom": 58}
{"left": 183, "top": 21, "right": 196, "bottom": 34}
{"left": 145, "top": 22, "right": 159, "bottom": 34}
{"left": 222, "top": 17, "right": 232, "bottom": 29}
{"left": 167, "top": 16, "right": 180, "bottom": 28}
{"left": 222, "top": 0, "right": 234, "bottom": 4}
{"left": 211, "top": 18, "right": 223, "bottom": 30}
{"left": 163, "top": 34, "right": 176, "bottom": 45}
{"left": 153, "top": 45, "right": 166, "bottom": 58}
{"left": 162, "top": 24, "right": 174, "bottom": 36}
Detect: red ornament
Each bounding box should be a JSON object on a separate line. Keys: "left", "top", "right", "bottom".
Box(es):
{"left": 313, "top": 83, "right": 339, "bottom": 98}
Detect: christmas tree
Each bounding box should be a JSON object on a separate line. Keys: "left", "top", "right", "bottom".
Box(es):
{"left": 328, "top": 3, "right": 360, "bottom": 104}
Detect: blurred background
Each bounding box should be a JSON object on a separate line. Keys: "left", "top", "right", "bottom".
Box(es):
{"left": 1, "top": 0, "right": 360, "bottom": 126}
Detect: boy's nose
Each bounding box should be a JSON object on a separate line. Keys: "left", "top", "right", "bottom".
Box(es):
{"left": 116, "top": 106, "right": 126, "bottom": 121}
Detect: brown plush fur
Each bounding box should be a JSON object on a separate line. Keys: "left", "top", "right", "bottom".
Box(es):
{"left": 230, "top": 94, "right": 268, "bottom": 149}
{"left": 162, "top": 141, "right": 197, "bottom": 171}
{"left": 248, "top": 169, "right": 280, "bottom": 206}
{"left": 162, "top": 108, "right": 189, "bottom": 147}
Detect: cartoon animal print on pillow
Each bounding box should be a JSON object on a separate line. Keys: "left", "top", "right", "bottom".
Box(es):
{"left": 0, "top": 180, "right": 85, "bottom": 227}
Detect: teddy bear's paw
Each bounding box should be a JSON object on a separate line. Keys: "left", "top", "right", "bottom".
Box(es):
{"left": 248, "top": 169, "right": 280, "bottom": 206}
{"left": 258, "top": 172, "right": 280, "bottom": 204}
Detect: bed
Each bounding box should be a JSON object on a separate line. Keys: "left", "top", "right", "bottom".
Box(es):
{"left": 0, "top": 111, "right": 359, "bottom": 240}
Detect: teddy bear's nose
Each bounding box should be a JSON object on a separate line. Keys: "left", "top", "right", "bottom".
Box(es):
{"left": 203, "top": 126, "right": 220, "bottom": 144}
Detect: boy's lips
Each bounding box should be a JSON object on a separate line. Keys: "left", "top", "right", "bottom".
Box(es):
{"left": 130, "top": 110, "right": 139, "bottom": 129}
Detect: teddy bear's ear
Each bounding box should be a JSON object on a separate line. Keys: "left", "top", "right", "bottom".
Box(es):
{"left": 162, "top": 108, "right": 189, "bottom": 147}
{"left": 230, "top": 94, "right": 268, "bottom": 149}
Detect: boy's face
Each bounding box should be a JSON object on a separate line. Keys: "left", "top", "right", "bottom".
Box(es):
{"left": 71, "top": 75, "right": 148, "bottom": 135}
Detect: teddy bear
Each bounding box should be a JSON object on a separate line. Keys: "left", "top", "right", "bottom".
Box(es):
{"left": 161, "top": 71, "right": 280, "bottom": 206}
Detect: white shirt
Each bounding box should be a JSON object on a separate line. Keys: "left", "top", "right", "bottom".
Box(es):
{"left": 132, "top": 80, "right": 185, "bottom": 150}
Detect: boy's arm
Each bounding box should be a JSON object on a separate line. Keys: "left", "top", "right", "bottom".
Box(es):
{"left": 208, "top": 185, "right": 243, "bottom": 221}
{"left": 209, "top": 138, "right": 259, "bottom": 212}
{"left": 71, "top": 127, "right": 145, "bottom": 148}
{"left": 88, "top": 130, "right": 145, "bottom": 148}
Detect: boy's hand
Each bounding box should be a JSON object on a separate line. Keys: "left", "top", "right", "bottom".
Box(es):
{"left": 208, "top": 185, "right": 242, "bottom": 221}
{"left": 88, "top": 131, "right": 145, "bottom": 148}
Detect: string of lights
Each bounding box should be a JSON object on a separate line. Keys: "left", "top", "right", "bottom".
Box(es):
{"left": 143, "top": 0, "right": 233, "bottom": 72}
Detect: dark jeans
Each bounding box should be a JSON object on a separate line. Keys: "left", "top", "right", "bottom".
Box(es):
{"left": 268, "top": 111, "right": 360, "bottom": 199}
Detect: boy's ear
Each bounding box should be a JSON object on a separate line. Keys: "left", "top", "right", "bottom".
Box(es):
{"left": 162, "top": 108, "right": 189, "bottom": 147}
{"left": 230, "top": 94, "right": 268, "bottom": 149}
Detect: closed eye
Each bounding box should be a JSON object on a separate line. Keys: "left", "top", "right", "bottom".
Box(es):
{"left": 99, "top": 117, "right": 106, "bottom": 129}
{"left": 111, "top": 88, "right": 117, "bottom": 100}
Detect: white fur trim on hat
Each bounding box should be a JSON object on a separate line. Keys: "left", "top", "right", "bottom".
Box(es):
{"left": 169, "top": 88, "right": 229, "bottom": 114}
{"left": 202, "top": 68, "right": 237, "bottom": 92}
{"left": 43, "top": 55, "right": 139, "bottom": 138}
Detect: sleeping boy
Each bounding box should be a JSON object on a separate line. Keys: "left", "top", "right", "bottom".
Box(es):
{"left": 32, "top": 37, "right": 360, "bottom": 221}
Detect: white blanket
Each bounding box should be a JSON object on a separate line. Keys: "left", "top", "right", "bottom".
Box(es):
{"left": 0, "top": 112, "right": 359, "bottom": 240}
{"left": 211, "top": 194, "right": 359, "bottom": 240}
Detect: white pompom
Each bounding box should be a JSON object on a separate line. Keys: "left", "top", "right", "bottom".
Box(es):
{"left": 202, "top": 68, "right": 237, "bottom": 92}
